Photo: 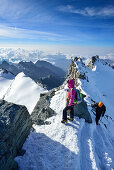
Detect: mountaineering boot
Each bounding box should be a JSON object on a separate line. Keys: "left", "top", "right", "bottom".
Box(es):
{"left": 61, "top": 120, "right": 68, "bottom": 124}
{"left": 67, "top": 117, "right": 74, "bottom": 121}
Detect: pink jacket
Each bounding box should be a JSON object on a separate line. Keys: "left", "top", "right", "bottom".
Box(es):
{"left": 67, "top": 79, "right": 77, "bottom": 106}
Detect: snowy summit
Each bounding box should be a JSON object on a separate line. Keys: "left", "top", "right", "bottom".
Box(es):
{"left": 14, "top": 57, "right": 114, "bottom": 170}
{"left": 0, "top": 70, "right": 46, "bottom": 113}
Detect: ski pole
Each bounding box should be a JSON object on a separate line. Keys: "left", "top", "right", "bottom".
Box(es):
{"left": 85, "top": 94, "right": 96, "bottom": 103}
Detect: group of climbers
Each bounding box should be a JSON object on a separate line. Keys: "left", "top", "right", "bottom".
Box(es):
{"left": 61, "top": 79, "right": 106, "bottom": 125}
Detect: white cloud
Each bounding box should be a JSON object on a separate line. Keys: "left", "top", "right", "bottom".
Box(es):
{"left": 85, "top": 6, "right": 114, "bottom": 17}
{"left": 58, "top": 5, "right": 114, "bottom": 17}
{"left": 0, "top": 46, "right": 114, "bottom": 60}
{"left": 0, "top": 24, "right": 96, "bottom": 42}
{"left": 106, "top": 53, "right": 114, "bottom": 61}
{"left": 0, "top": 47, "right": 114, "bottom": 72}
{"left": 0, "top": 0, "right": 31, "bottom": 19}
{"left": 0, "top": 0, "right": 53, "bottom": 23}
{"left": 0, "top": 24, "right": 61, "bottom": 40}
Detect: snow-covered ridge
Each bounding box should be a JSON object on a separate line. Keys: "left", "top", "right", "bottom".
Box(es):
{"left": 73, "top": 57, "right": 114, "bottom": 136}
{"left": 15, "top": 57, "right": 114, "bottom": 170}
{"left": 0, "top": 71, "right": 46, "bottom": 113}
{"left": 74, "top": 57, "right": 114, "bottom": 114}
{"left": 0, "top": 60, "right": 66, "bottom": 90}
{"left": 0, "top": 69, "right": 15, "bottom": 99}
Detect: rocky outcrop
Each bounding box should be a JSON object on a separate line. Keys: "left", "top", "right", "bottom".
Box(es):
{"left": 74, "top": 100, "right": 92, "bottom": 123}
{"left": 68, "top": 59, "right": 86, "bottom": 87}
{"left": 87, "top": 55, "right": 99, "bottom": 69}
{"left": 31, "top": 89, "right": 56, "bottom": 125}
{"left": 0, "top": 100, "right": 32, "bottom": 170}
{"left": 66, "top": 92, "right": 92, "bottom": 123}
{"left": 39, "top": 75, "right": 65, "bottom": 90}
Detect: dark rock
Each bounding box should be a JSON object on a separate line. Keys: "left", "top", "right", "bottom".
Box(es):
{"left": 74, "top": 57, "right": 79, "bottom": 61}
{"left": 35, "top": 60, "right": 65, "bottom": 77}
{"left": 87, "top": 55, "right": 99, "bottom": 70}
{"left": 79, "top": 73, "right": 86, "bottom": 80}
{"left": 67, "top": 93, "right": 92, "bottom": 123}
{"left": 67, "top": 60, "right": 77, "bottom": 76}
{"left": 17, "top": 61, "right": 56, "bottom": 81}
{"left": 67, "top": 60, "right": 87, "bottom": 87}
{"left": 17, "top": 149, "right": 26, "bottom": 156}
{"left": 74, "top": 100, "right": 92, "bottom": 123}
{"left": 31, "top": 89, "right": 55, "bottom": 125}
{"left": 0, "top": 100, "right": 32, "bottom": 170}
{"left": 39, "top": 75, "right": 65, "bottom": 90}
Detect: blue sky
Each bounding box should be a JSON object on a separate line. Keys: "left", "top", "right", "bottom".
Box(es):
{"left": 0, "top": 0, "right": 114, "bottom": 52}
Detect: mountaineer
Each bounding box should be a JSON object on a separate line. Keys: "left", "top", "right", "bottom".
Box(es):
{"left": 61, "top": 79, "right": 77, "bottom": 124}
{"left": 91, "top": 102, "right": 106, "bottom": 125}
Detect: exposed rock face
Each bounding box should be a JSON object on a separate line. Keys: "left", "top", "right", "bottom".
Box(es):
{"left": 74, "top": 100, "right": 92, "bottom": 123}
{"left": 66, "top": 94, "right": 92, "bottom": 123}
{"left": 39, "top": 75, "right": 65, "bottom": 90}
{"left": 31, "top": 89, "right": 55, "bottom": 125}
{"left": 74, "top": 57, "right": 79, "bottom": 61}
{"left": 35, "top": 60, "right": 65, "bottom": 77}
{"left": 17, "top": 61, "right": 57, "bottom": 81}
{"left": 68, "top": 59, "right": 86, "bottom": 87}
{"left": 87, "top": 55, "right": 99, "bottom": 69}
{"left": 0, "top": 100, "right": 32, "bottom": 170}
{"left": 0, "top": 61, "right": 19, "bottom": 75}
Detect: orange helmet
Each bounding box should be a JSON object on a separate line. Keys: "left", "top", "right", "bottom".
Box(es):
{"left": 98, "top": 102, "right": 103, "bottom": 107}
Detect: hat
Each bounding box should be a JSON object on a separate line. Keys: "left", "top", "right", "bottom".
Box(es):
{"left": 98, "top": 102, "right": 103, "bottom": 107}
{"left": 67, "top": 79, "right": 75, "bottom": 88}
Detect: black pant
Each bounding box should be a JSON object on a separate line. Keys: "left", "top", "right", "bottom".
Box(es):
{"left": 96, "top": 114, "right": 101, "bottom": 125}
{"left": 63, "top": 105, "right": 74, "bottom": 120}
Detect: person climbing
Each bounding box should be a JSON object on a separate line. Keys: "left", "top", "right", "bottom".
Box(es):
{"left": 91, "top": 102, "right": 106, "bottom": 125}
{"left": 61, "top": 79, "right": 77, "bottom": 124}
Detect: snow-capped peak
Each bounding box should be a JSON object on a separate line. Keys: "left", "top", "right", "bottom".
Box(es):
{"left": 0, "top": 72, "right": 47, "bottom": 113}
{"left": 15, "top": 57, "right": 114, "bottom": 170}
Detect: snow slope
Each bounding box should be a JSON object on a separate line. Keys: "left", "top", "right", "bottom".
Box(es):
{"left": 0, "top": 71, "right": 46, "bottom": 113}
{"left": 15, "top": 58, "right": 114, "bottom": 170}
{"left": 0, "top": 69, "right": 15, "bottom": 99}
{"left": 75, "top": 58, "right": 114, "bottom": 136}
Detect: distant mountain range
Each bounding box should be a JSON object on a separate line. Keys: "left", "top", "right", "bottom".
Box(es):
{"left": 0, "top": 60, "right": 66, "bottom": 90}
{"left": 35, "top": 60, "right": 65, "bottom": 77}
{"left": 0, "top": 61, "right": 19, "bottom": 75}
{"left": 0, "top": 48, "right": 71, "bottom": 72}
{"left": 103, "top": 59, "right": 114, "bottom": 69}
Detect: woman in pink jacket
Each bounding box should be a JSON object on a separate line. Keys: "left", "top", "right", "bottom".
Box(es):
{"left": 61, "top": 79, "right": 77, "bottom": 124}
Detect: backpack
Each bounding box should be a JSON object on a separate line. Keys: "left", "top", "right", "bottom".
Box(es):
{"left": 73, "top": 89, "right": 83, "bottom": 104}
